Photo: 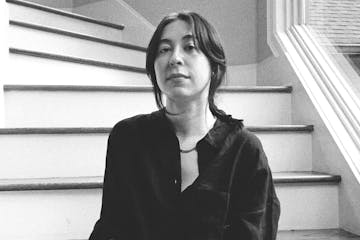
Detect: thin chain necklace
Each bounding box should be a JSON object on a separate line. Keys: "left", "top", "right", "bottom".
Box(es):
{"left": 180, "top": 145, "right": 197, "bottom": 153}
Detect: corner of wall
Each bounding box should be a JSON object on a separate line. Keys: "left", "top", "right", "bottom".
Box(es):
{"left": 256, "top": 0, "right": 288, "bottom": 86}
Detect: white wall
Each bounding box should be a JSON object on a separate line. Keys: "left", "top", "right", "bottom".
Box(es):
{"left": 257, "top": 0, "right": 273, "bottom": 63}
{"left": 122, "top": 0, "right": 258, "bottom": 66}
{"left": 24, "top": 0, "right": 73, "bottom": 11}
{"left": 73, "top": 0, "right": 154, "bottom": 47}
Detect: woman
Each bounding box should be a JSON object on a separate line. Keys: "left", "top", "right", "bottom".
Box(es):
{"left": 89, "top": 11, "right": 280, "bottom": 240}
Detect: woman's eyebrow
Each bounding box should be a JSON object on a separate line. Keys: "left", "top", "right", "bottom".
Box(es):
{"left": 182, "top": 34, "right": 194, "bottom": 41}
{"left": 158, "top": 38, "right": 171, "bottom": 45}
{"left": 159, "top": 34, "right": 194, "bottom": 45}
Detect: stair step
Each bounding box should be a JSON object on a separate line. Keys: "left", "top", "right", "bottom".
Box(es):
{"left": 7, "top": 0, "right": 124, "bottom": 30}
{"left": 0, "top": 172, "right": 340, "bottom": 191}
{"left": 4, "top": 85, "right": 292, "bottom": 126}
{"left": 0, "top": 172, "right": 340, "bottom": 239}
{"left": 9, "top": 48, "right": 146, "bottom": 73}
{"left": 278, "top": 229, "right": 360, "bottom": 240}
{"left": 7, "top": 0, "right": 124, "bottom": 42}
{"left": 274, "top": 171, "right": 341, "bottom": 184}
{"left": 9, "top": 20, "right": 145, "bottom": 51}
{"left": 9, "top": 21, "right": 146, "bottom": 68}
{"left": 0, "top": 126, "right": 312, "bottom": 178}
{"left": 7, "top": 52, "right": 150, "bottom": 86}
{"left": 7, "top": 46, "right": 271, "bottom": 87}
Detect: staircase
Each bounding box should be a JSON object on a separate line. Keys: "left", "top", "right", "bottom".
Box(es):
{"left": 1, "top": 0, "right": 359, "bottom": 239}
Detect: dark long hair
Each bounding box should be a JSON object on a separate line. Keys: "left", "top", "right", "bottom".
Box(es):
{"left": 146, "top": 11, "right": 229, "bottom": 120}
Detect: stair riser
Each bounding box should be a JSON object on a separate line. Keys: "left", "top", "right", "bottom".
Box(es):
{"left": 0, "top": 184, "right": 338, "bottom": 239}
{"left": 0, "top": 132, "right": 311, "bottom": 179}
{"left": 9, "top": 24, "right": 146, "bottom": 68}
{"left": 4, "top": 90, "right": 292, "bottom": 127}
{"left": 6, "top": 54, "right": 150, "bottom": 86}
{"left": 8, "top": 3, "right": 123, "bottom": 42}
{"left": 0, "top": 189, "right": 100, "bottom": 240}
{"left": 277, "top": 184, "right": 339, "bottom": 230}
{"left": 259, "top": 132, "right": 312, "bottom": 172}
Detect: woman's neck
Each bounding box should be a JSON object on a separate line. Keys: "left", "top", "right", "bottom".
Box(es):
{"left": 165, "top": 100, "right": 215, "bottom": 140}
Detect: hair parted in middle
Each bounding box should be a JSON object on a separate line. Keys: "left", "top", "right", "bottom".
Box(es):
{"left": 146, "top": 11, "right": 230, "bottom": 121}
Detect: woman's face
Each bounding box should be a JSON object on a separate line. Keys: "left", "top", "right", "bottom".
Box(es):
{"left": 154, "top": 20, "right": 211, "bottom": 103}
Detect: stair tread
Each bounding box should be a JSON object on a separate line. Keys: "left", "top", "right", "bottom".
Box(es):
{"left": 7, "top": 0, "right": 125, "bottom": 30}
{"left": 0, "top": 125, "right": 313, "bottom": 135}
{"left": 4, "top": 84, "right": 293, "bottom": 93}
{"left": 274, "top": 171, "right": 341, "bottom": 183}
{"left": 9, "top": 48, "right": 146, "bottom": 73}
{"left": 10, "top": 20, "right": 146, "bottom": 51}
{"left": 277, "top": 228, "right": 360, "bottom": 239}
{"left": 0, "top": 172, "right": 341, "bottom": 191}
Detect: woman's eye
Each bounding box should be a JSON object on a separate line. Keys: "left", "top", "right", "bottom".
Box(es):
{"left": 185, "top": 45, "right": 196, "bottom": 51}
{"left": 158, "top": 47, "right": 170, "bottom": 54}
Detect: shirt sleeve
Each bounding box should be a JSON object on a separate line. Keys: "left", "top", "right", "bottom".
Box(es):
{"left": 225, "top": 132, "right": 280, "bottom": 240}
{"left": 89, "top": 122, "right": 144, "bottom": 240}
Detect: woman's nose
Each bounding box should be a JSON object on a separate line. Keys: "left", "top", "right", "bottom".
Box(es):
{"left": 169, "top": 48, "right": 184, "bottom": 66}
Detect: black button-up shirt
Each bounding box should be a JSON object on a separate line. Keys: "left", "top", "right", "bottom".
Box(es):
{"left": 89, "top": 109, "right": 280, "bottom": 240}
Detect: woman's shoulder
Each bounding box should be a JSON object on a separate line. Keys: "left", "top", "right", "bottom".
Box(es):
{"left": 222, "top": 116, "right": 266, "bottom": 159}
{"left": 110, "top": 109, "right": 164, "bottom": 136}
{"left": 232, "top": 126, "right": 270, "bottom": 170}
{"left": 221, "top": 115, "right": 262, "bottom": 149}
{"left": 237, "top": 127, "right": 263, "bottom": 150}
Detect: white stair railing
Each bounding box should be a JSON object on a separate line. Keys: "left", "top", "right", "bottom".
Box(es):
{"left": 0, "top": 1, "right": 9, "bottom": 127}
{"left": 268, "top": 0, "right": 360, "bottom": 183}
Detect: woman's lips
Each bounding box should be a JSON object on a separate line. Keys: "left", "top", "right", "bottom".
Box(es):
{"left": 166, "top": 73, "right": 189, "bottom": 81}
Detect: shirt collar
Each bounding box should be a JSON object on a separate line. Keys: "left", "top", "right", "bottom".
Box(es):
{"left": 151, "top": 108, "right": 243, "bottom": 150}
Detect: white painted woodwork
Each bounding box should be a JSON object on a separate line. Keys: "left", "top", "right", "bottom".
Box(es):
{"left": 6, "top": 54, "right": 150, "bottom": 86}
{"left": 9, "top": 24, "right": 145, "bottom": 68}
{"left": 0, "top": 1, "right": 9, "bottom": 127}
{"left": 0, "top": 133, "right": 107, "bottom": 179}
{"left": 256, "top": 131, "right": 312, "bottom": 172}
{"left": 216, "top": 91, "right": 291, "bottom": 125}
{"left": 277, "top": 184, "right": 339, "bottom": 230}
{"left": 4, "top": 88, "right": 291, "bottom": 127}
{"left": 0, "top": 189, "right": 101, "bottom": 240}
{"left": 0, "top": 130, "right": 311, "bottom": 179}
{"left": 269, "top": 0, "right": 360, "bottom": 232}
{"left": 0, "top": 182, "right": 338, "bottom": 239}
{"left": 8, "top": 2, "right": 123, "bottom": 42}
